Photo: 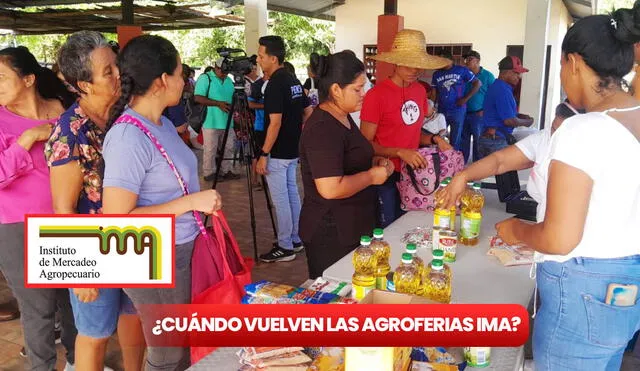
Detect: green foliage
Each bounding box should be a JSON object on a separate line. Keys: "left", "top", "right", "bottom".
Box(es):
{"left": 1, "top": 9, "right": 335, "bottom": 72}
{"left": 598, "top": 0, "right": 637, "bottom": 13}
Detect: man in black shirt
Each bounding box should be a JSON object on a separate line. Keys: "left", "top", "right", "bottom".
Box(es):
{"left": 256, "top": 35, "right": 313, "bottom": 262}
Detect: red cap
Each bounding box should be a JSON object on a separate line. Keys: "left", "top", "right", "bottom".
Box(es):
{"left": 498, "top": 56, "right": 529, "bottom": 73}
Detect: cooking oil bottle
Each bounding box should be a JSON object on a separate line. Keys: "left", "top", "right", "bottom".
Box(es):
{"left": 424, "top": 259, "right": 451, "bottom": 303}
{"left": 445, "top": 178, "right": 458, "bottom": 231}
{"left": 434, "top": 179, "right": 452, "bottom": 229}
{"left": 370, "top": 228, "right": 391, "bottom": 290}
{"left": 405, "top": 243, "right": 425, "bottom": 295}
{"left": 405, "top": 243, "right": 424, "bottom": 276}
{"left": 421, "top": 249, "right": 451, "bottom": 297}
{"left": 394, "top": 253, "right": 420, "bottom": 295}
{"left": 352, "top": 236, "right": 376, "bottom": 300}
{"left": 460, "top": 182, "right": 485, "bottom": 246}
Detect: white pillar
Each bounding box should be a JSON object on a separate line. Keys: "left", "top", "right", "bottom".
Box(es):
{"left": 244, "top": 0, "right": 268, "bottom": 57}
{"left": 520, "top": 0, "right": 551, "bottom": 128}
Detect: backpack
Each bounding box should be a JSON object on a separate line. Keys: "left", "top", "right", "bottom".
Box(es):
{"left": 189, "top": 73, "right": 213, "bottom": 134}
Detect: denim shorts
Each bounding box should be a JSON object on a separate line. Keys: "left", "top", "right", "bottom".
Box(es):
{"left": 533, "top": 256, "right": 640, "bottom": 370}
{"left": 69, "top": 288, "right": 137, "bottom": 338}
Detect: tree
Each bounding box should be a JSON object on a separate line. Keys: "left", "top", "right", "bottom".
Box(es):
{"left": 598, "top": 0, "right": 636, "bottom": 13}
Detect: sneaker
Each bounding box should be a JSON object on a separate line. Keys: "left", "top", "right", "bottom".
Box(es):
{"left": 293, "top": 241, "right": 304, "bottom": 253}
{"left": 55, "top": 328, "right": 61, "bottom": 344}
{"left": 259, "top": 245, "right": 296, "bottom": 263}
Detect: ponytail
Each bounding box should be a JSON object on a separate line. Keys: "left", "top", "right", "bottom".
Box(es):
{"left": 107, "top": 73, "right": 133, "bottom": 129}
{"left": 309, "top": 51, "right": 364, "bottom": 103}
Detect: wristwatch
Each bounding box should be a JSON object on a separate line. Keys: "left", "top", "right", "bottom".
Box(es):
{"left": 258, "top": 149, "right": 270, "bottom": 158}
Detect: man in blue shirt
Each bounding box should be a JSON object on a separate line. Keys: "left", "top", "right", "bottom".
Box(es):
{"left": 432, "top": 52, "right": 481, "bottom": 151}
{"left": 462, "top": 50, "right": 495, "bottom": 163}
{"left": 478, "top": 56, "right": 534, "bottom": 160}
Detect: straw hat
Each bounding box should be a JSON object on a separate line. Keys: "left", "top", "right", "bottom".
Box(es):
{"left": 369, "top": 29, "right": 451, "bottom": 70}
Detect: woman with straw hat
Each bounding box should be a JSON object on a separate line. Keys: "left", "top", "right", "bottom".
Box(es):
{"left": 360, "top": 29, "right": 452, "bottom": 228}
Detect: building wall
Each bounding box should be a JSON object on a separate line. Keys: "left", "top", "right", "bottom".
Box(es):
{"left": 545, "top": 0, "right": 573, "bottom": 126}
{"left": 335, "top": 0, "right": 528, "bottom": 77}
{"left": 335, "top": 0, "right": 573, "bottom": 125}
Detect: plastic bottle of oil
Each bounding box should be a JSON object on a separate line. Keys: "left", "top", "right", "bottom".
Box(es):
{"left": 405, "top": 243, "right": 424, "bottom": 276}
{"left": 370, "top": 228, "right": 391, "bottom": 290}
{"left": 352, "top": 236, "right": 376, "bottom": 300}
{"left": 424, "top": 259, "right": 451, "bottom": 303}
{"left": 405, "top": 243, "right": 425, "bottom": 294}
{"left": 444, "top": 178, "right": 458, "bottom": 231}
{"left": 394, "top": 253, "right": 420, "bottom": 295}
{"left": 421, "top": 249, "right": 451, "bottom": 296}
{"left": 460, "top": 182, "right": 485, "bottom": 246}
{"left": 434, "top": 179, "right": 452, "bottom": 229}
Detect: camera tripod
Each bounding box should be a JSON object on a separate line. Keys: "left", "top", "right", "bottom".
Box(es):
{"left": 207, "top": 75, "right": 277, "bottom": 262}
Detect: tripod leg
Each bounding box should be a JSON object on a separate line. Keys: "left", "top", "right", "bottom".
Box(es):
{"left": 260, "top": 175, "right": 278, "bottom": 240}
{"left": 245, "top": 153, "right": 259, "bottom": 263}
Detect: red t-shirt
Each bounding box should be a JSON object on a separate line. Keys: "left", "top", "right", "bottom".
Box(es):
{"left": 361, "top": 78, "right": 428, "bottom": 171}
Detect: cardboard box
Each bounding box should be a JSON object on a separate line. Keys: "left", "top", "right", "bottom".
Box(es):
{"left": 359, "top": 290, "right": 437, "bottom": 305}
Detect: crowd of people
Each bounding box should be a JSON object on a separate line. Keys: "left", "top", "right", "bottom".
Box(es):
{"left": 0, "top": 1, "right": 639, "bottom": 370}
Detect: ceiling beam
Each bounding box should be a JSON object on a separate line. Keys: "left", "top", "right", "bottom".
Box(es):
{"left": 267, "top": 4, "right": 334, "bottom": 21}
{"left": 0, "top": 0, "right": 116, "bottom": 7}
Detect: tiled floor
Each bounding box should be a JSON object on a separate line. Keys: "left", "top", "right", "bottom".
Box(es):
{"left": 0, "top": 147, "right": 310, "bottom": 370}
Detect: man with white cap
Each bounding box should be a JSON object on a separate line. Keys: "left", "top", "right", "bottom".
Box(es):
{"left": 194, "top": 57, "right": 241, "bottom": 182}
{"left": 360, "top": 29, "right": 452, "bottom": 228}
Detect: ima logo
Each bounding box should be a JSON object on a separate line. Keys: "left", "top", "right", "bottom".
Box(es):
{"left": 39, "top": 226, "right": 162, "bottom": 280}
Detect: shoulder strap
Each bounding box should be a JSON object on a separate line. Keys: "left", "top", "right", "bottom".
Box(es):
{"left": 405, "top": 152, "right": 441, "bottom": 196}
{"left": 113, "top": 114, "right": 207, "bottom": 234}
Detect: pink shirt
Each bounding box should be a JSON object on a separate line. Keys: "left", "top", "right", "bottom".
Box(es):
{"left": 0, "top": 106, "right": 54, "bottom": 224}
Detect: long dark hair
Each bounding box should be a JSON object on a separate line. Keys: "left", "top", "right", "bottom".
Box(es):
{"left": 562, "top": 1, "right": 640, "bottom": 92}
{"left": 310, "top": 51, "right": 365, "bottom": 103}
{"left": 107, "top": 35, "right": 179, "bottom": 128}
{"left": 0, "top": 46, "right": 76, "bottom": 108}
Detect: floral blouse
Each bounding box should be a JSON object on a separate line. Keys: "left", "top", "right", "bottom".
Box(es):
{"left": 45, "top": 102, "right": 105, "bottom": 214}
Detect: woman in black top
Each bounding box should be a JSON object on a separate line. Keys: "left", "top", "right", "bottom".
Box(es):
{"left": 299, "top": 51, "right": 394, "bottom": 279}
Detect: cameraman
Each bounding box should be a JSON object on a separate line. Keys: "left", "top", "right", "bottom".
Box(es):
{"left": 194, "top": 57, "right": 241, "bottom": 182}
{"left": 256, "top": 36, "right": 313, "bottom": 263}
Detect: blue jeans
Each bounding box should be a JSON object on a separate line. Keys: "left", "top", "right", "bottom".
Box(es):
{"left": 377, "top": 172, "right": 405, "bottom": 228}
{"left": 69, "top": 288, "right": 136, "bottom": 338}
{"left": 462, "top": 112, "right": 483, "bottom": 163}
{"left": 477, "top": 136, "right": 509, "bottom": 161}
{"left": 443, "top": 108, "right": 467, "bottom": 151}
{"left": 265, "top": 157, "right": 302, "bottom": 250}
{"left": 534, "top": 256, "right": 640, "bottom": 371}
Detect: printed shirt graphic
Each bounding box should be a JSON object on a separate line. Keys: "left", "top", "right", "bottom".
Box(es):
{"left": 360, "top": 79, "right": 427, "bottom": 171}
{"left": 432, "top": 65, "right": 476, "bottom": 112}
{"left": 45, "top": 102, "right": 105, "bottom": 214}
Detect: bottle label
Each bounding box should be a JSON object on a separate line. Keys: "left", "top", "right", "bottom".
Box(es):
{"left": 375, "top": 276, "right": 387, "bottom": 290}
{"left": 352, "top": 283, "right": 374, "bottom": 301}
{"left": 434, "top": 211, "right": 451, "bottom": 229}
{"left": 461, "top": 213, "right": 482, "bottom": 239}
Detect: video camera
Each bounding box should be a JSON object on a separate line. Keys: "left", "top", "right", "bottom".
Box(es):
{"left": 216, "top": 47, "right": 254, "bottom": 87}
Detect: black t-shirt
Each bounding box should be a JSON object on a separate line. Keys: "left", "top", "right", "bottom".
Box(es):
{"left": 303, "top": 78, "right": 319, "bottom": 91}
{"left": 299, "top": 108, "right": 376, "bottom": 247}
{"left": 264, "top": 68, "right": 309, "bottom": 159}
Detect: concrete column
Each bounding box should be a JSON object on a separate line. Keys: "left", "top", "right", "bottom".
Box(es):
{"left": 244, "top": 0, "right": 268, "bottom": 57}
{"left": 520, "top": 0, "right": 552, "bottom": 128}
{"left": 375, "top": 15, "right": 404, "bottom": 82}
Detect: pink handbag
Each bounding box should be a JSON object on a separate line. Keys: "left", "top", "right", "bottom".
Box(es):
{"left": 396, "top": 147, "right": 465, "bottom": 212}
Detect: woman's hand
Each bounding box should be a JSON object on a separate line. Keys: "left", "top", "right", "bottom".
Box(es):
{"left": 374, "top": 157, "right": 395, "bottom": 176}
{"left": 435, "top": 173, "right": 467, "bottom": 209}
{"left": 17, "top": 123, "right": 53, "bottom": 150}
{"left": 495, "top": 218, "right": 525, "bottom": 246}
{"left": 73, "top": 288, "right": 99, "bottom": 303}
{"left": 434, "top": 135, "right": 453, "bottom": 151}
{"left": 369, "top": 166, "right": 390, "bottom": 185}
{"left": 397, "top": 149, "right": 427, "bottom": 169}
{"left": 189, "top": 189, "right": 222, "bottom": 215}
